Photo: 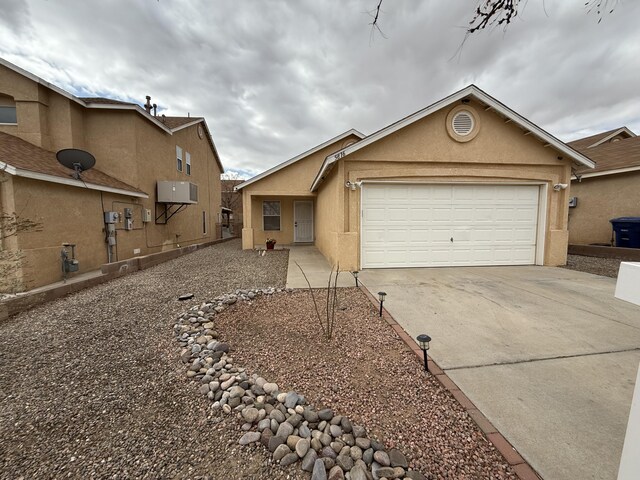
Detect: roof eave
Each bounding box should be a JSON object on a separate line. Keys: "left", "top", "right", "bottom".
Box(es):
{"left": 235, "top": 128, "right": 365, "bottom": 191}
{"left": 573, "top": 165, "right": 640, "bottom": 180}
{"left": 310, "top": 85, "right": 595, "bottom": 192}
{"left": 0, "top": 162, "right": 148, "bottom": 198}
{"left": 587, "top": 127, "right": 637, "bottom": 148}
{"left": 85, "top": 103, "right": 173, "bottom": 134}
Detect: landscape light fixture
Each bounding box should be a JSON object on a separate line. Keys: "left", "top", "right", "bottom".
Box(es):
{"left": 416, "top": 334, "right": 431, "bottom": 372}
{"left": 352, "top": 271, "right": 359, "bottom": 287}
{"left": 378, "top": 291, "right": 386, "bottom": 317}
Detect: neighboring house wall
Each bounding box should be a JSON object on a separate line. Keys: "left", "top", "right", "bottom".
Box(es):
{"left": 568, "top": 172, "right": 640, "bottom": 245}
{"left": 0, "top": 61, "right": 223, "bottom": 290}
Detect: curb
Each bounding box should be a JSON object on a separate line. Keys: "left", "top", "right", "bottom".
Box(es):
{"left": 358, "top": 285, "right": 542, "bottom": 480}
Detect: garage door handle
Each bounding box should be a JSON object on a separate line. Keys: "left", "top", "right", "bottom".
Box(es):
{"left": 450, "top": 237, "right": 453, "bottom": 243}
{"left": 294, "top": 222, "right": 298, "bottom": 227}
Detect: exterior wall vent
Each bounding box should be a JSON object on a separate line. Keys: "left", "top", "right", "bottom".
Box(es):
{"left": 452, "top": 111, "right": 474, "bottom": 136}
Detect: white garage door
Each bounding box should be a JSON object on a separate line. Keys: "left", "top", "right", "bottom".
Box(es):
{"left": 361, "top": 184, "right": 540, "bottom": 268}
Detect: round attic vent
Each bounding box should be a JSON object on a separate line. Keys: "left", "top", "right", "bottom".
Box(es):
{"left": 452, "top": 110, "right": 474, "bottom": 136}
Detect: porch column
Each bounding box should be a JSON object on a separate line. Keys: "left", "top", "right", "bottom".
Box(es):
{"left": 241, "top": 192, "right": 254, "bottom": 249}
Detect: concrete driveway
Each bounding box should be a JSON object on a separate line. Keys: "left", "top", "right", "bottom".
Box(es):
{"left": 358, "top": 266, "right": 640, "bottom": 480}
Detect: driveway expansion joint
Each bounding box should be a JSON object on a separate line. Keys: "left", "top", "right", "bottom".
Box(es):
{"left": 445, "top": 346, "right": 640, "bottom": 371}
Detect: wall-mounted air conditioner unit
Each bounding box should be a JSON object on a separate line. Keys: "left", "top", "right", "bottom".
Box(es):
{"left": 157, "top": 181, "right": 198, "bottom": 204}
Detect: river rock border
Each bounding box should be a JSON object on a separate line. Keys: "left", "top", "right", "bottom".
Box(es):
{"left": 174, "top": 288, "right": 427, "bottom": 480}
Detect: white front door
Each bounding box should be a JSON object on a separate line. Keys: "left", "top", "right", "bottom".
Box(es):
{"left": 361, "top": 184, "right": 540, "bottom": 268}
{"left": 294, "top": 201, "right": 314, "bottom": 242}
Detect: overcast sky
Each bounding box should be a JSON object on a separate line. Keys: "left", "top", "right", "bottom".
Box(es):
{"left": 1, "top": 0, "right": 638, "bottom": 178}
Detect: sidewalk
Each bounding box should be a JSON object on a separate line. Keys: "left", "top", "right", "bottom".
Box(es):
{"left": 285, "top": 245, "right": 356, "bottom": 288}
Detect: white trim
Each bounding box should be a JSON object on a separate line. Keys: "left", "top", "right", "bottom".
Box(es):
{"left": 235, "top": 129, "right": 365, "bottom": 191}
{"left": 262, "top": 200, "right": 281, "bottom": 232}
{"left": 536, "top": 183, "right": 548, "bottom": 266}
{"left": 293, "top": 200, "right": 314, "bottom": 243}
{"left": 587, "top": 127, "right": 636, "bottom": 148}
{"left": 170, "top": 118, "right": 204, "bottom": 132}
{"left": 0, "top": 162, "right": 148, "bottom": 198}
{"left": 358, "top": 181, "right": 546, "bottom": 269}
{"left": 84, "top": 103, "right": 173, "bottom": 133}
{"left": 311, "top": 85, "right": 595, "bottom": 192}
{"left": 572, "top": 165, "right": 640, "bottom": 179}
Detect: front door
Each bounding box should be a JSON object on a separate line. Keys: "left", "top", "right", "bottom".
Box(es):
{"left": 294, "top": 201, "right": 314, "bottom": 242}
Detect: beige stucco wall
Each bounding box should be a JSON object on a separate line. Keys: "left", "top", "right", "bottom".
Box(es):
{"left": 241, "top": 100, "right": 574, "bottom": 268}
{"left": 569, "top": 172, "right": 640, "bottom": 245}
{"left": 0, "top": 64, "right": 223, "bottom": 290}
{"left": 240, "top": 134, "right": 360, "bottom": 249}
{"left": 330, "top": 101, "right": 572, "bottom": 269}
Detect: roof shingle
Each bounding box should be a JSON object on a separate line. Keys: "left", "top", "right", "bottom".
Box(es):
{"left": 572, "top": 135, "right": 640, "bottom": 175}
{"left": 0, "top": 132, "right": 146, "bottom": 195}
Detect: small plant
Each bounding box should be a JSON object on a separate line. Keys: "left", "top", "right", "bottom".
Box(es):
{"left": 265, "top": 238, "right": 276, "bottom": 245}
{"left": 296, "top": 261, "right": 340, "bottom": 340}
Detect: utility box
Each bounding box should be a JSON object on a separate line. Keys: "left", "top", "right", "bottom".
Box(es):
{"left": 610, "top": 217, "right": 640, "bottom": 248}
{"left": 104, "top": 211, "right": 119, "bottom": 223}
{"left": 142, "top": 208, "right": 152, "bottom": 223}
{"left": 157, "top": 181, "right": 198, "bottom": 204}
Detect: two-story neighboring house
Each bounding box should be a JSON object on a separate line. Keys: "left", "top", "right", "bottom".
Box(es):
{"left": 0, "top": 58, "right": 224, "bottom": 291}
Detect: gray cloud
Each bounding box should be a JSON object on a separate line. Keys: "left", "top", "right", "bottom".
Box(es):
{"left": 0, "top": 0, "right": 638, "bottom": 177}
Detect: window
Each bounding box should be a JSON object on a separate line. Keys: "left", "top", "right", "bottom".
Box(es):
{"left": 0, "top": 106, "right": 16, "bottom": 124}
{"left": 263, "top": 201, "right": 281, "bottom": 231}
{"left": 186, "top": 152, "right": 191, "bottom": 175}
{"left": 176, "top": 145, "right": 183, "bottom": 172}
{"left": 202, "top": 211, "right": 207, "bottom": 234}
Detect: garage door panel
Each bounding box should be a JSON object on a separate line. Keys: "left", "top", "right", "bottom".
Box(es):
{"left": 362, "top": 184, "right": 539, "bottom": 268}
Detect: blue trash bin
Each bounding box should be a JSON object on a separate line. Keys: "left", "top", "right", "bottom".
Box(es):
{"left": 610, "top": 217, "right": 640, "bottom": 248}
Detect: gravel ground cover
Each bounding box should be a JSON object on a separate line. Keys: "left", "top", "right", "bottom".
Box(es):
{"left": 214, "top": 288, "right": 516, "bottom": 479}
{"left": 561, "top": 254, "right": 622, "bottom": 278}
{"left": 0, "top": 240, "right": 300, "bottom": 479}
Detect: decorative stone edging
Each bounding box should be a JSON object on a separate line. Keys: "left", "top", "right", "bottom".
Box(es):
{"left": 174, "top": 288, "right": 427, "bottom": 480}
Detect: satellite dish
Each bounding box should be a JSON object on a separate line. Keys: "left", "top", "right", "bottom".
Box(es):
{"left": 56, "top": 149, "right": 96, "bottom": 179}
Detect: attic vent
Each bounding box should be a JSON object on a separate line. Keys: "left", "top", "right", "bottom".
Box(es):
{"left": 452, "top": 111, "right": 474, "bottom": 136}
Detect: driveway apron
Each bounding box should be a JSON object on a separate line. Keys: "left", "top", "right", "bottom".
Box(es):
{"left": 359, "top": 266, "right": 640, "bottom": 480}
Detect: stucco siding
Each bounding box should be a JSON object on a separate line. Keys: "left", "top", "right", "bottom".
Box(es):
{"left": 315, "top": 165, "right": 341, "bottom": 267}
{"left": 332, "top": 102, "right": 572, "bottom": 268}
{"left": 569, "top": 172, "right": 640, "bottom": 245}
{"left": 240, "top": 134, "right": 359, "bottom": 248}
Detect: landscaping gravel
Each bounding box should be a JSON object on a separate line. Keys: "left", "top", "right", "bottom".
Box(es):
{"left": 214, "top": 288, "right": 517, "bottom": 479}
{"left": 1, "top": 238, "right": 521, "bottom": 479}
{"left": 0, "top": 239, "right": 299, "bottom": 479}
{"left": 562, "top": 254, "right": 622, "bottom": 278}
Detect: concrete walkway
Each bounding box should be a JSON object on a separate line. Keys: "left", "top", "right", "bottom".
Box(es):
{"left": 285, "top": 245, "right": 356, "bottom": 288}
{"left": 358, "top": 266, "right": 640, "bottom": 480}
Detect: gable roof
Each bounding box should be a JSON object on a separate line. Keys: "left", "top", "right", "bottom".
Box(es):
{"left": 0, "top": 132, "right": 148, "bottom": 197}
{"left": 0, "top": 59, "right": 224, "bottom": 173}
{"left": 79, "top": 97, "right": 136, "bottom": 106}
{"left": 568, "top": 127, "right": 636, "bottom": 151}
{"left": 571, "top": 134, "right": 640, "bottom": 178}
{"left": 235, "top": 129, "right": 365, "bottom": 190}
{"left": 310, "top": 85, "right": 595, "bottom": 191}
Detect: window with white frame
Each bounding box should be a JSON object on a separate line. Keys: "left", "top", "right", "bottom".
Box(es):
{"left": 176, "top": 145, "right": 183, "bottom": 172}
{"left": 186, "top": 152, "right": 191, "bottom": 175}
{"left": 263, "top": 201, "right": 281, "bottom": 231}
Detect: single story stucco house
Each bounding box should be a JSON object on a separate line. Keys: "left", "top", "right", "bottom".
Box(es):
{"left": 567, "top": 127, "right": 640, "bottom": 245}
{"left": 237, "top": 85, "right": 594, "bottom": 271}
